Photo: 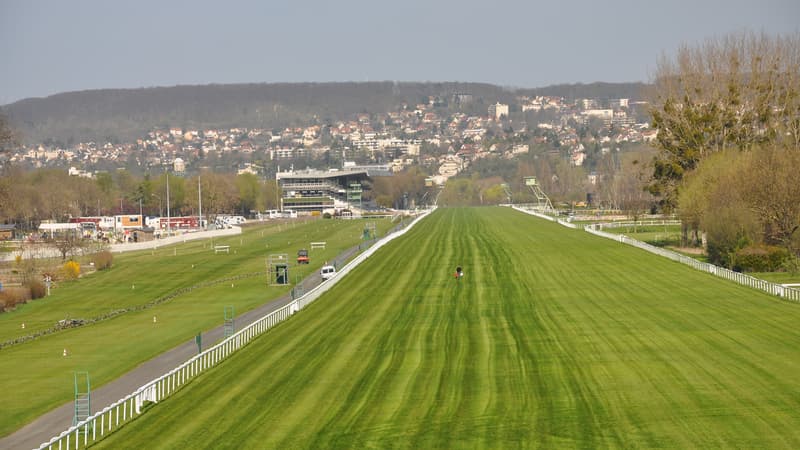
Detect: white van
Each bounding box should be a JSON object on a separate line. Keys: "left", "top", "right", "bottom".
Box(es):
{"left": 320, "top": 265, "right": 336, "bottom": 280}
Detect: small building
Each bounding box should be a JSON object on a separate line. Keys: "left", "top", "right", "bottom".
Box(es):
{"left": 0, "top": 224, "right": 17, "bottom": 240}
{"left": 39, "top": 222, "right": 79, "bottom": 238}
{"left": 173, "top": 158, "right": 186, "bottom": 173}
{"left": 114, "top": 215, "right": 144, "bottom": 232}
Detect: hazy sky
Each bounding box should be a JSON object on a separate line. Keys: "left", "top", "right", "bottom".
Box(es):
{"left": 1, "top": 0, "right": 797, "bottom": 105}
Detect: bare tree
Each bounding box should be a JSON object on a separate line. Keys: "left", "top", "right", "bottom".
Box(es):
{"left": 48, "top": 231, "right": 85, "bottom": 261}
{"left": 0, "top": 112, "right": 16, "bottom": 154}
{"left": 647, "top": 31, "right": 800, "bottom": 209}
{"left": 739, "top": 143, "right": 800, "bottom": 251}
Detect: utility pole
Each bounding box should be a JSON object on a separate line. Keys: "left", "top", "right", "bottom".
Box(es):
{"left": 198, "top": 175, "right": 203, "bottom": 230}
{"left": 166, "top": 172, "right": 171, "bottom": 237}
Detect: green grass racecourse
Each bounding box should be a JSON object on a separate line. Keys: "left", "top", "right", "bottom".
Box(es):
{"left": 0, "top": 218, "right": 392, "bottom": 438}
{"left": 96, "top": 207, "right": 800, "bottom": 449}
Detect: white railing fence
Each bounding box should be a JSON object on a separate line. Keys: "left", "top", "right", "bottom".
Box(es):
{"left": 510, "top": 205, "right": 799, "bottom": 303}
{"left": 594, "top": 219, "right": 682, "bottom": 229}
{"left": 38, "top": 208, "right": 434, "bottom": 450}
{"left": 511, "top": 205, "right": 577, "bottom": 229}
{"left": 583, "top": 225, "right": 800, "bottom": 302}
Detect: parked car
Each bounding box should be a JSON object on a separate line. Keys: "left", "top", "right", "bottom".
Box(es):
{"left": 321, "top": 265, "right": 336, "bottom": 280}
{"left": 297, "top": 249, "right": 309, "bottom": 264}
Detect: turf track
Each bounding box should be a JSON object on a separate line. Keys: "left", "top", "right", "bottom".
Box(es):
{"left": 95, "top": 207, "right": 800, "bottom": 449}
{"left": 0, "top": 218, "right": 390, "bottom": 438}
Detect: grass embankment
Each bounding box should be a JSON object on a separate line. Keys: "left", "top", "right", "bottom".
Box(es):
{"left": 0, "top": 218, "right": 392, "bottom": 438}
{"left": 96, "top": 207, "right": 800, "bottom": 448}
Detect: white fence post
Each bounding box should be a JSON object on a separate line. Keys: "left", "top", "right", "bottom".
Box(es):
{"left": 38, "top": 208, "right": 436, "bottom": 450}
{"left": 578, "top": 219, "right": 800, "bottom": 303}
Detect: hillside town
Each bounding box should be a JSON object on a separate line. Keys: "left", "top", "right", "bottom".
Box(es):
{"left": 6, "top": 94, "right": 653, "bottom": 186}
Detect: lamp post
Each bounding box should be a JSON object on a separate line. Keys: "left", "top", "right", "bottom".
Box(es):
{"left": 166, "top": 172, "right": 171, "bottom": 237}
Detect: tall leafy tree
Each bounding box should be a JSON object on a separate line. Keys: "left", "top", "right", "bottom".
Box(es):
{"left": 235, "top": 173, "right": 262, "bottom": 214}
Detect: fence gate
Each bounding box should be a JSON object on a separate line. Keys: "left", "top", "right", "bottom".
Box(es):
{"left": 73, "top": 371, "right": 91, "bottom": 429}
{"left": 224, "top": 305, "right": 235, "bottom": 338}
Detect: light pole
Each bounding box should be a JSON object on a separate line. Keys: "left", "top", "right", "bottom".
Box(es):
{"left": 166, "top": 172, "right": 171, "bottom": 237}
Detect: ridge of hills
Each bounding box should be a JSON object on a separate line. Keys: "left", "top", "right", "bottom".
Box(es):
{"left": 2, "top": 81, "right": 647, "bottom": 144}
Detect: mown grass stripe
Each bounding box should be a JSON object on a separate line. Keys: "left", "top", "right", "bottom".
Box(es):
{"left": 92, "top": 207, "right": 800, "bottom": 449}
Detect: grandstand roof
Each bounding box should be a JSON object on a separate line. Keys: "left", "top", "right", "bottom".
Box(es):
{"left": 276, "top": 169, "right": 369, "bottom": 180}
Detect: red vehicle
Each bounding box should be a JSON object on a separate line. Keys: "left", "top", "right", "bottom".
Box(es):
{"left": 297, "top": 249, "right": 309, "bottom": 264}
{"left": 159, "top": 216, "right": 201, "bottom": 230}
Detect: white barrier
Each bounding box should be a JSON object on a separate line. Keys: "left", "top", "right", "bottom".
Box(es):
{"left": 510, "top": 205, "right": 800, "bottom": 303}
{"left": 37, "top": 209, "right": 434, "bottom": 450}
{"left": 595, "top": 220, "right": 682, "bottom": 229}
{"left": 511, "top": 206, "right": 556, "bottom": 222}
{"left": 582, "top": 225, "right": 800, "bottom": 302}
{"left": 511, "top": 206, "right": 577, "bottom": 229}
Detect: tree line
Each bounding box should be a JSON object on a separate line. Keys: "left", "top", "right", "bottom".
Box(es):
{"left": 0, "top": 168, "right": 282, "bottom": 229}
{"left": 647, "top": 31, "right": 800, "bottom": 270}
{"left": 0, "top": 165, "right": 444, "bottom": 230}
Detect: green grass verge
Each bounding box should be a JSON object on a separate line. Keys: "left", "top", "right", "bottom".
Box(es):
{"left": 603, "top": 224, "right": 683, "bottom": 247}
{"left": 0, "top": 218, "right": 393, "bottom": 438}
{"left": 94, "top": 207, "right": 800, "bottom": 449}
{"left": 752, "top": 272, "right": 800, "bottom": 285}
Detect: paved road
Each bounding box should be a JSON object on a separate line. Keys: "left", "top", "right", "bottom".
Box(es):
{"left": 0, "top": 244, "right": 361, "bottom": 450}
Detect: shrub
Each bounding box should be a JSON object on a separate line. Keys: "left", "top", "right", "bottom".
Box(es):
{"left": 322, "top": 212, "right": 332, "bottom": 219}
{"left": 28, "top": 280, "right": 47, "bottom": 299}
{"left": 732, "top": 245, "right": 790, "bottom": 272}
{"left": 782, "top": 254, "right": 800, "bottom": 275}
{"left": 92, "top": 250, "right": 114, "bottom": 271}
{"left": 0, "top": 287, "right": 31, "bottom": 311}
{"left": 61, "top": 260, "right": 81, "bottom": 280}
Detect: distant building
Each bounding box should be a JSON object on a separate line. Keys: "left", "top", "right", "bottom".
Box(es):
{"left": 488, "top": 102, "right": 509, "bottom": 120}
{"left": 581, "top": 98, "right": 599, "bottom": 109}
{"left": 173, "top": 158, "right": 185, "bottom": 173}
{"left": 68, "top": 166, "right": 93, "bottom": 178}
{"left": 610, "top": 98, "right": 629, "bottom": 109}
{"left": 237, "top": 163, "right": 260, "bottom": 175}
{"left": 452, "top": 92, "right": 473, "bottom": 104}
{"left": 276, "top": 168, "right": 373, "bottom": 214}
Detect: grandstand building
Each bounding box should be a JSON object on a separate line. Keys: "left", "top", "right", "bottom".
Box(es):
{"left": 276, "top": 168, "right": 374, "bottom": 214}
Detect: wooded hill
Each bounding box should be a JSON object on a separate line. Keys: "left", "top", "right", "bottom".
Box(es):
{"left": 2, "top": 81, "right": 646, "bottom": 145}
